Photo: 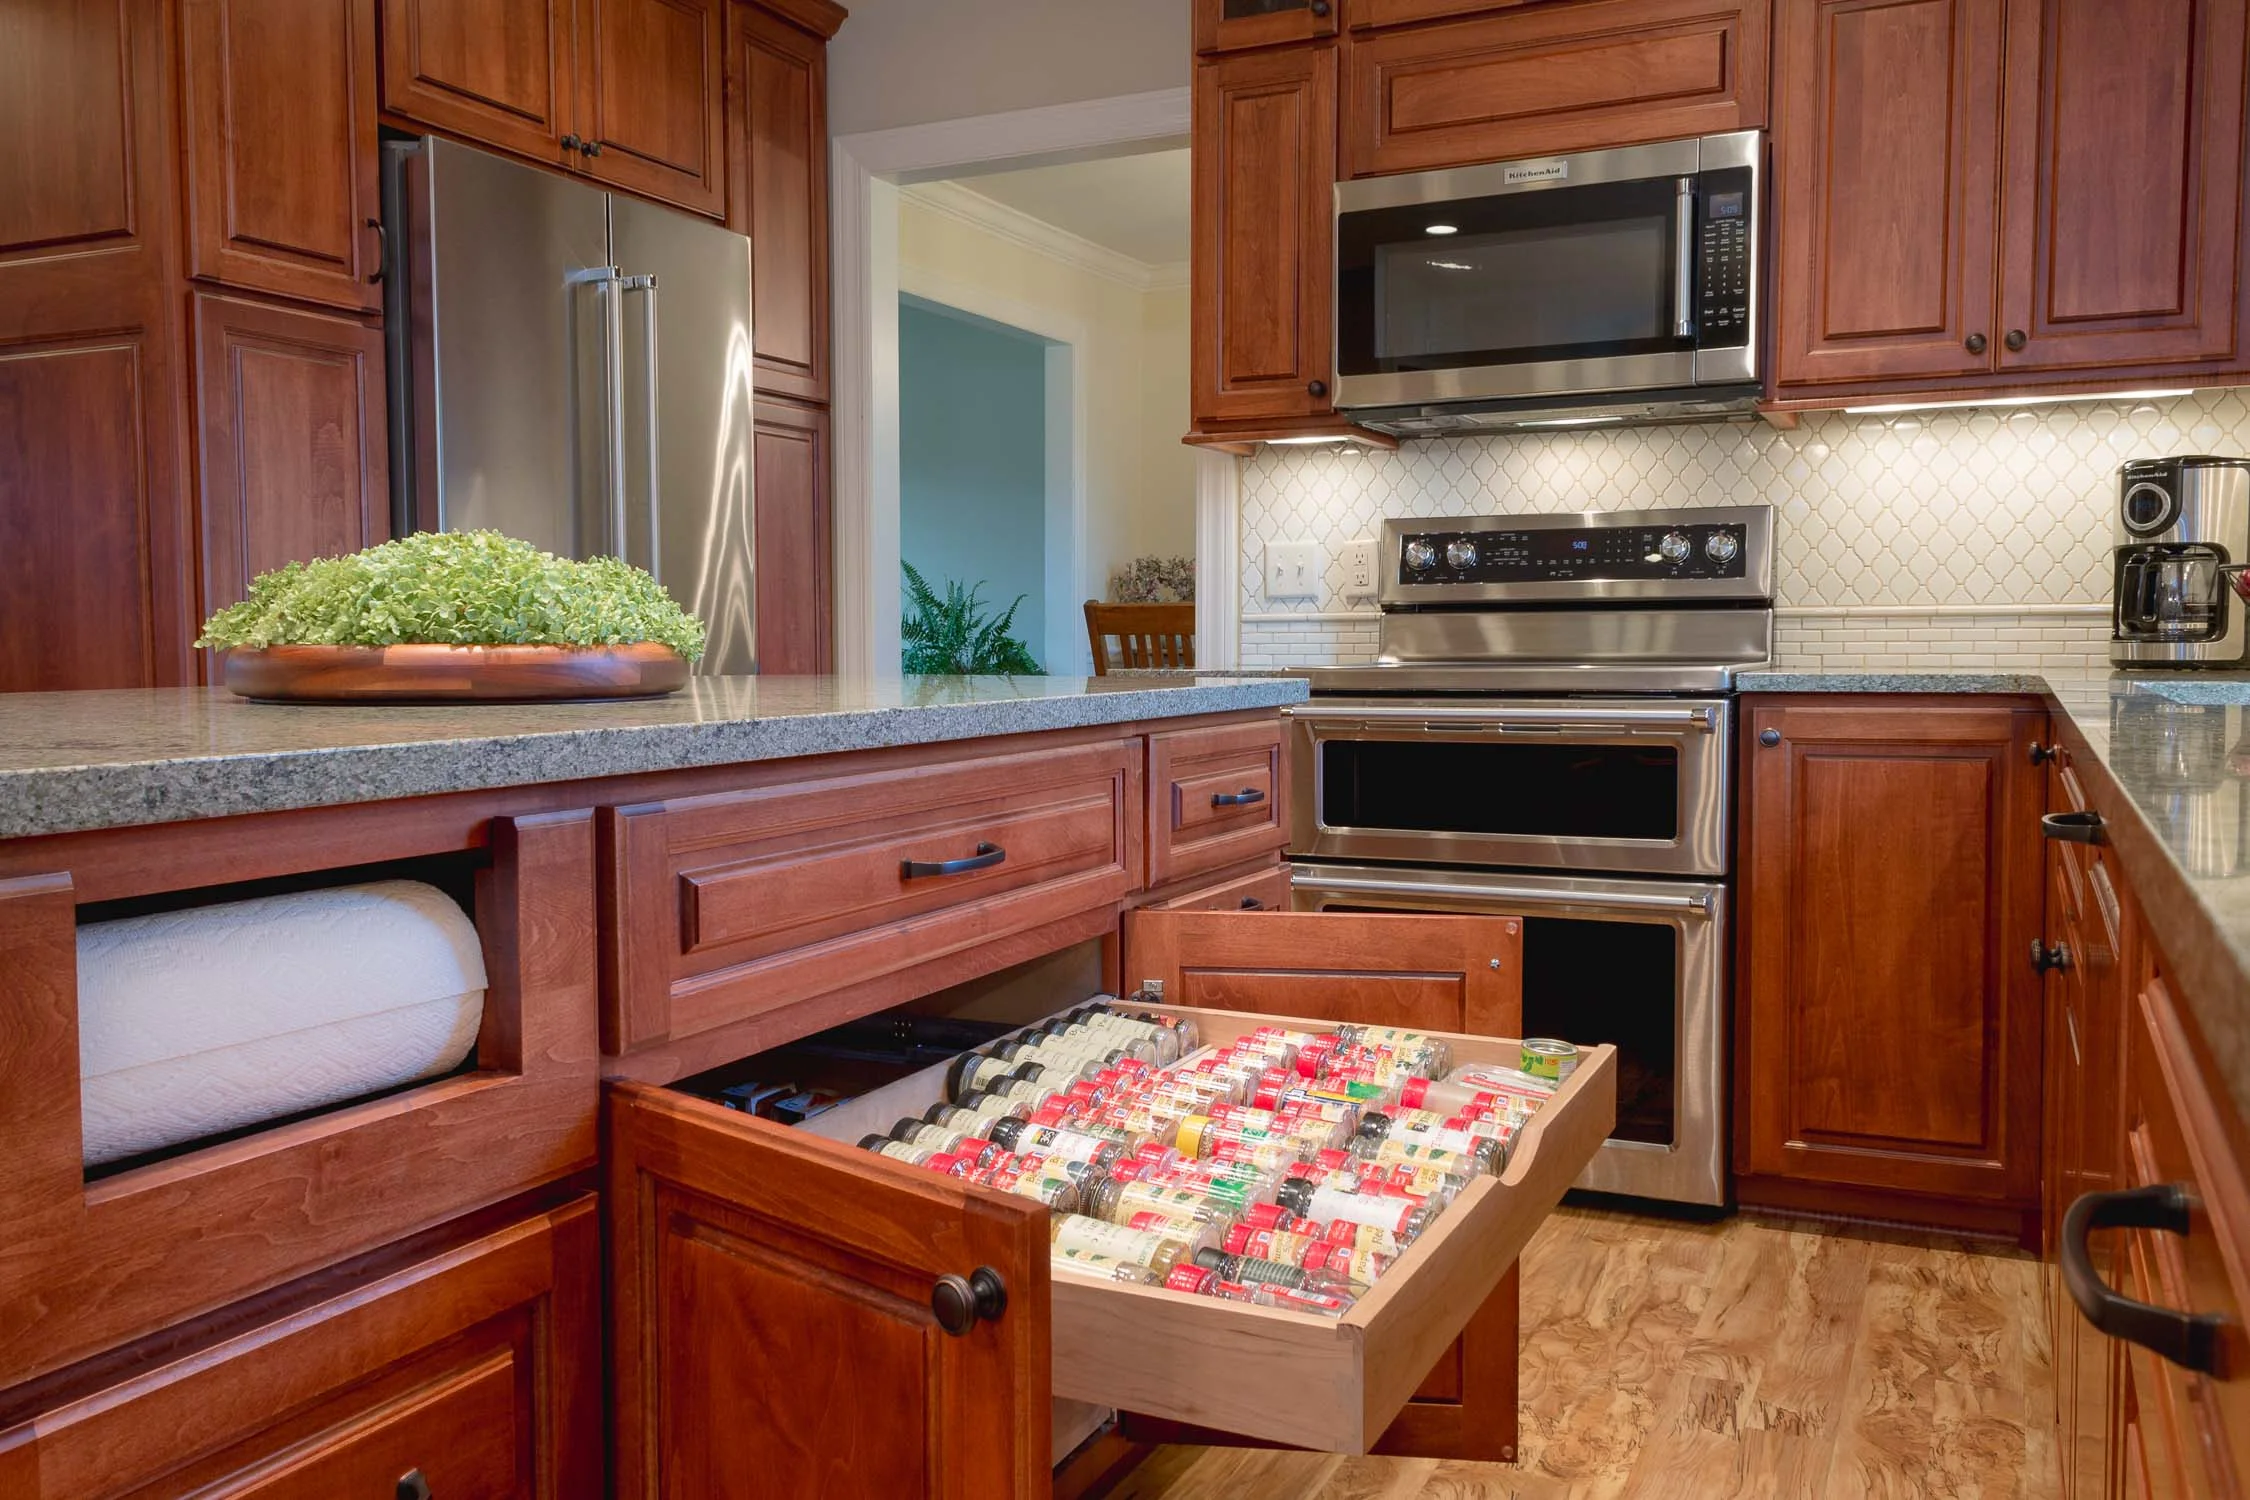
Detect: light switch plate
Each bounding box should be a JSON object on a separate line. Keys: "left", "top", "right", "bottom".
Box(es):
{"left": 1264, "top": 540, "right": 1322, "bottom": 600}
{"left": 1341, "top": 538, "right": 1379, "bottom": 599}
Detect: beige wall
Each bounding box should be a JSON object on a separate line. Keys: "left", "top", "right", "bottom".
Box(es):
{"left": 1136, "top": 285, "right": 1196, "bottom": 566}
{"left": 829, "top": 0, "right": 1190, "bottom": 136}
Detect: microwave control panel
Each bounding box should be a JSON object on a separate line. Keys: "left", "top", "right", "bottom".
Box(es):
{"left": 1400, "top": 521, "right": 1751, "bottom": 583}
{"left": 1696, "top": 166, "right": 1755, "bottom": 349}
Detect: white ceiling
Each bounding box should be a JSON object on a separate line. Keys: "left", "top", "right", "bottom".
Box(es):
{"left": 953, "top": 149, "right": 1192, "bottom": 271}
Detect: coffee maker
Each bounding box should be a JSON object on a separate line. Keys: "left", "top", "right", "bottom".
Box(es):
{"left": 2111, "top": 456, "right": 2250, "bottom": 667}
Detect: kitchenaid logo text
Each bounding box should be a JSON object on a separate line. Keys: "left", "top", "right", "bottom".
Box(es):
{"left": 1504, "top": 160, "right": 1569, "bottom": 185}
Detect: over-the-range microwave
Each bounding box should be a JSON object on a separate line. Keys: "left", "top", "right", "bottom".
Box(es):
{"left": 1335, "top": 131, "right": 1762, "bottom": 435}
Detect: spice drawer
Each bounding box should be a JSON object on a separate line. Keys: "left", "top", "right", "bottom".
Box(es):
{"left": 1146, "top": 719, "right": 1289, "bottom": 888}
{"left": 602, "top": 737, "right": 1141, "bottom": 1074}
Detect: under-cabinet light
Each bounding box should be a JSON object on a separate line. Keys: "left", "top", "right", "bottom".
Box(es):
{"left": 1266, "top": 435, "right": 1358, "bottom": 445}
{"left": 1515, "top": 415, "right": 1626, "bottom": 428}
{"left": 1424, "top": 223, "right": 1459, "bottom": 235}
{"left": 1842, "top": 388, "right": 2196, "bottom": 415}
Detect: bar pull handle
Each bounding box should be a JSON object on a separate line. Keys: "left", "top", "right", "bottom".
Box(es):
{"left": 2061, "top": 1184, "right": 2227, "bottom": 1374}
{"left": 902, "top": 843, "right": 1007, "bottom": 880}
{"left": 623, "top": 273, "right": 662, "bottom": 583}
{"left": 1211, "top": 787, "right": 1266, "bottom": 807}
{"left": 2043, "top": 810, "right": 2105, "bottom": 845}
{"left": 1672, "top": 176, "right": 1697, "bottom": 339}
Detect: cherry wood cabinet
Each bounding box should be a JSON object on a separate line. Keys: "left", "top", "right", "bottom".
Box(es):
{"left": 378, "top": 0, "right": 581, "bottom": 168}
{"left": 181, "top": 0, "right": 383, "bottom": 312}
{"left": 730, "top": 0, "right": 840, "bottom": 403}
{"left": 192, "top": 294, "right": 389, "bottom": 617}
{"left": 1195, "top": 0, "right": 1340, "bottom": 55}
{"left": 1145, "top": 718, "right": 1290, "bottom": 889}
{"left": 1735, "top": 697, "right": 2049, "bottom": 1241}
{"left": 753, "top": 396, "right": 832, "bottom": 672}
{"left": 577, "top": 0, "right": 729, "bottom": 216}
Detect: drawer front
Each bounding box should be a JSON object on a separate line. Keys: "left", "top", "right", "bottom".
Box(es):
{"left": 0, "top": 1199, "right": 600, "bottom": 1499}
{"left": 1343, "top": 0, "right": 1772, "bottom": 178}
{"left": 1147, "top": 721, "right": 1288, "bottom": 888}
{"left": 605, "top": 739, "right": 1139, "bottom": 1058}
{"left": 1154, "top": 863, "right": 1293, "bottom": 913}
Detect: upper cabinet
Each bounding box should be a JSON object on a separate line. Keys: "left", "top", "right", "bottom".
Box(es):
{"left": 576, "top": 0, "right": 728, "bottom": 216}
{"left": 1195, "top": 0, "right": 1339, "bottom": 55}
{"left": 181, "top": 0, "right": 384, "bottom": 312}
{"left": 729, "top": 0, "right": 843, "bottom": 402}
{"left": 378, "top": 0, "right": 581, "bottom": 168}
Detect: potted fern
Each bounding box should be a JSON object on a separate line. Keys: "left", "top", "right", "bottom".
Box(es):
{"left": 901, "top": 562, "right": 1043, "bottom": 675}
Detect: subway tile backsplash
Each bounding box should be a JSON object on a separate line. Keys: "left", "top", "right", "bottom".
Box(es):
{"left": 1233, "top": 388, "right": 2250, "bottom": 670}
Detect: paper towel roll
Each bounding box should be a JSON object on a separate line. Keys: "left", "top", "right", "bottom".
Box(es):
{"left": 77, "top": 879, "right": 488, "bottom": 1167}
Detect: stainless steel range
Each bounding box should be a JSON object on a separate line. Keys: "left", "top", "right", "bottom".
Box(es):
{"left": 1289, "top": 505, "right": 1775, "bottom": 1207}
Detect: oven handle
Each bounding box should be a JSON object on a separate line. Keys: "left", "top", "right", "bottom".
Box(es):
{"left": 1290, "top": 703, "right": 1719, "bottom": 733}
{"left": 1291, "top": 871, "right": 1717, "bottom": 917}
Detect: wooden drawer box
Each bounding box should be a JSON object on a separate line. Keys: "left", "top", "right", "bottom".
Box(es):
{"left": 602, "top": 737, "right": 1141, "bottom": 1076}
{"left": 1147, "top": 720, "right": 1289, "bottom": 889}
{"left": 0, "top": 1197, "right": 601, "bottom": 1498}
{"left": 1342, "top": 0, "right": 1772, "bottom": 178}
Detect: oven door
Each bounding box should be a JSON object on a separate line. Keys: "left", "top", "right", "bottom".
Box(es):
{"left": 1291, "top": 863, "right": 1726, "bottom": 1207}
{"left": 1289, "top": 697, "right": 1731, "bottom": 877}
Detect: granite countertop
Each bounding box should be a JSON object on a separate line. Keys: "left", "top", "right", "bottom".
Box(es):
{"left": 0, "top": 675, "right": 1308, "bottom": 841}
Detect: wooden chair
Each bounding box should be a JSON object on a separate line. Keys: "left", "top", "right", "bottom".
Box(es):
{"left": 1084, "top": 601, "right": 1195, "bottom": 674}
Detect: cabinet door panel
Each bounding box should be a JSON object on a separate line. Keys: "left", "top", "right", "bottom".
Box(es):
{"left": 732, "top": 4, "right": 831, "bottom": 401}
{"left": 753, "top": 397, "right": 831, "bottom": 673}
{"left": 1192, "top": 46, "right": 1337, "bottom": 426}
{"left": 193, "top": 294, "right": 389, "bottom": 617}
{"left": 181, "top": 0, "right": 381, "bottom": 311}
{"left": 581, "top": 0, "right": 728, "bottom": 216}
{"left": 607, "top": 1082, "right": 1048, "bottom": 1498}
{"left": 1996, "top": 0, "right": 2247, "bottom": 373}
{"left": 379, "top": 0, "right": 577, "bottom": 167}
{"left": 1772, "top": 0, "right": 2004, "bottom": 387}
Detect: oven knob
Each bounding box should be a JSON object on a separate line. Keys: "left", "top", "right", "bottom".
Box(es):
{"left": 1659, "top": 532, "right": 1692, "bottom": 563}
{"left": 1704, "top": 531, "right": 1740, "bottom": 563}
{"left": 1404, "top": 539, "right": 1438, "bottom": 571}
{"left": 1445, "top": 539, "right": 1479, "bottom": 569}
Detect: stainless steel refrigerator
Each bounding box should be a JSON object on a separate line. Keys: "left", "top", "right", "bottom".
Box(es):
{"left": 383, "top": 136, "right": 758, "bottom": 673}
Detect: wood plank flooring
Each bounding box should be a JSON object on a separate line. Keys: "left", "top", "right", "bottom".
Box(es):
{"left": 1109, "top": 1206, "right": 2058, "bottom": 1500}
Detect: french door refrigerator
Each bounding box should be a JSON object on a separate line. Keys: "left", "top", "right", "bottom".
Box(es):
{"left": 383, "top": 136, "right": 758, "bottom": 673}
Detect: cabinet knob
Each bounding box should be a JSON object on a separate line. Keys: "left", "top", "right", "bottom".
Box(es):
{"left": 2004, "top": 329, "right": 2027, "bottom": 352}
{"left": 1758, "top": 728, "right": 1781, "bottom": 747}
{"left": 1964, "top": 332, "right": 1988, "bottom": 355}
{"left": 397, "top": 1472, "right": 433, "bottom": 1500}
{"left": 931, "top": 1266, "right": 1008, "bottom": 1336}
{"left": 1308, "top": 379, "right": 1328, "bottom": 399}
{"left": 2031, "top": 939, "right": 2071, "bottom": 975}
{"left": 583, "top": 139, "right": 603, "bottom": 158}
{"left": 1310, "top": 0, "right": 1332, "bottom": 14}
{"left": 2029, "top": 741, "right": 2056, "bottom": 765}
{"left": 560, "top": 133, "right": 582, "bottom": 153}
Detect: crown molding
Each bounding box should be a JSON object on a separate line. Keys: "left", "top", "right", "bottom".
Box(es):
{"left": 900, "top": 179, "right": 1182, "bottom": 293}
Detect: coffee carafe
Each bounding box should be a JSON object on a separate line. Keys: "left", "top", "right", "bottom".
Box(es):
{"left": 2111, "top": 457, "right": 2250, "bottom": 668}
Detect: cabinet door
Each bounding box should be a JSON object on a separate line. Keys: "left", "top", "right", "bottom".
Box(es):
{"left": 1120, "top": 907, "right": 1526, "bottom": 1462}
{"left": 380, "top": 0, "right": 579, "bottom": 167}
{"left": 607, "top": 1081, "right": 1049, "bottom": 1498}
{"left": 753, "top": 396, "right": 831, "bottom": 673}
{"left": 181, "top": 0, "right": 382, "bottom": 312}
{"left": 1736, "top": 699, "right": 2048, "bottom": 1235}
{"left": 1192, "top": 46, "right": 1338, "bottom": 427}
{"left": 193, "top": 294, "right": 389, "bottom": 618}
{"left": 1995, "top": 0, "right": 2247, "bottom": 375}
{"left": 0, "top": 0, "right": 195, "bottom": 691}
{"left": 1771, "top": 0, "right": 2005, "bottom": 388}
{"left": 579, "top": 0, "right": 728, "bottom": 217}
{"left": 731, "top": 2, "right": 833, "bottom": 402}
{"left": 1195, "top": 0, "right": 1339, "bottom": 54}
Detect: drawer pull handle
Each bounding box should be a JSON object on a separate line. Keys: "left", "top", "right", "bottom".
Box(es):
{"left": 2043, "top": 810, "right": 2105, "bottom": 845}
{"left": 931, "top": 1266, "right": 1008, "bottom": 1336}
{"left": 398, "top": 1472, "right": 433, "bottom": 1500}
{"left": 1211, "top": 787, "right": 1266, "bottom": 807}
{"left": 1239, "top": 896, "right": 1265, "bottom": 910}
{"left": 901, "top": 842, "right": 1006, "bottom": 879}
{"left": 2062, "top": 1184, "right": 2227, "bottom": 1374}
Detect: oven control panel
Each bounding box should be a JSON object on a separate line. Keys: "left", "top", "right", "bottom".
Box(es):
{"left": 1399, "top": 521, "right": 1752, "bottom": 583}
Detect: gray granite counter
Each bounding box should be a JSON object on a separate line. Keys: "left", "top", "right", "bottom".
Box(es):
{"left": 1736, "top": 670, "right": 2058, "bottom": 694}
{"left": 0, "top": 675, "right": 1308, "bottom": 841}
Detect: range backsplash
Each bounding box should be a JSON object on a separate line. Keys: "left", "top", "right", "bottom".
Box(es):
{"left": 1235, "top": 387, "right": 2250, "bottom": 672}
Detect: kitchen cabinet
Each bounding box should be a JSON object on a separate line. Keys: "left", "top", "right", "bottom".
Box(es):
{"left": 1145, "top": 719, "right": 1290, "bottom": 889}
{"left": 192, "top": 294, "right": 389, "bottom": 616}
{"left": 753, "top": 396, "right": 833, "bottom": 673}
{"left": 729, "top": 1, "right": 842, "bottom": 402}
{"left": 1195, "top": 0, "right": 1339, "bottom": 55}
{"left": 1191, "top": 45, "right": 1340, "bottom": 432}
{"left": 1341, "top": 0, "right": 1772, "bottom": 178}
{"left": 378, "top": 0, "right": 580, "bottom": 166}
{"left": 181, "top": 0, "right": 383, "bottom": 312}
{"left": 1735, "top": 697, "right": 2048, "bottom": 1240}
{"left": 0, "top": 0, "right": 196, "bottom": 693}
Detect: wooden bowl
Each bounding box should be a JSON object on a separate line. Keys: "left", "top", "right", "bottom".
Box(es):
{"left": 221, "top": 643, "right": 692, "bottom": 703}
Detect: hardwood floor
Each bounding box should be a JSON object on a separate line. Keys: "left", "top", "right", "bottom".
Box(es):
{"left": 1110, "top": 1206, "right": 2059, "bottom": 1499}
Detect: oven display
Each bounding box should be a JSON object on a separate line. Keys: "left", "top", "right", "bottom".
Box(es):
{"left": 1400, "top": 522, "right": 1749, "bottom": 583}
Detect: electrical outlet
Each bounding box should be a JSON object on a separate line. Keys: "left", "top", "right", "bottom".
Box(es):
{"left": 1342, "top": 538, "right": 1379, "bottom": 599}
{"left": 1264, "top": 540, "right": 1322, "bottom": 601}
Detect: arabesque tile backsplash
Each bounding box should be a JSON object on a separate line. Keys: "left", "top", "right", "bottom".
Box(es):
{"left": 1233, "top": 387, "right": 2250, "bottom": 672}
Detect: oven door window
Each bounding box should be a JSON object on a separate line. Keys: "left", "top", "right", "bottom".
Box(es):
{"left": 1338, "top": 177, "right": 1694, "bottom": 377}
{"left": 1320, "top": 737, "right": 1679, "bottom": 841}
{"left": 1521, "top": 916, "right": 1676, "bottom": 1146}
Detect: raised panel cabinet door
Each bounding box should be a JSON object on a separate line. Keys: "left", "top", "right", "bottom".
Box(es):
{"left": 0, "top": 0, "right": 195, "bottom": 691}
{"left": 181, "top": 0, "right": 382, "bottom": 311}
{"left": 1996, "top": 0, "right": 2248, "bottom": 375}
{"left": 1196, "top": 0, "right": 1340, "bottom": 53}
{"left": 1771, "top": 0, "right": 2005, "bottom": 388}
{"left": 606, "top": 1082, "right": 1049, "bottom": 1498}
{"left": 752, "top": 397, "right": 830, "bottom": 673}
{"left": 580, "top": 0, "right": 728, "bottom": 217}
{"left": 1192, "top": 46, "right": 1338, "bottom": 427}
{"left": 1119, "top": 907, "right": 1526, "bottom": 1462}
{"left": 730, "top": 2, "right": 835, "bottom": 402}
{"left": 1737, "top": 699, "right": 2048, "bottom": 1230}
{"left": 379, "top": 0, "right": 579, "bottom": 167}
{"left": 194, "top": 295, "right": 389, "bottom": 619}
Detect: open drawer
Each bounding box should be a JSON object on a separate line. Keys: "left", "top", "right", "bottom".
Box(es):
{"left": 606, "top": 908, "right": 1615, "bottom": 1494}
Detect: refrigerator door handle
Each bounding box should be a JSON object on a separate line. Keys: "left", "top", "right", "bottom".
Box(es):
{"left": 623, "top": 273, "right": 661, "bottom": 583}
{"left": 567, "top": 265, "right": 629, "bottom": 562}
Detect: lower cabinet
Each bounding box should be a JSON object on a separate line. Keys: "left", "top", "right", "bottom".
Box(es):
{"left": 606, "top": 908, "right": 1615, "bottom": 1492}
{"left": 1735, "top": 697, "right": 2049, "bottom": 1239}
